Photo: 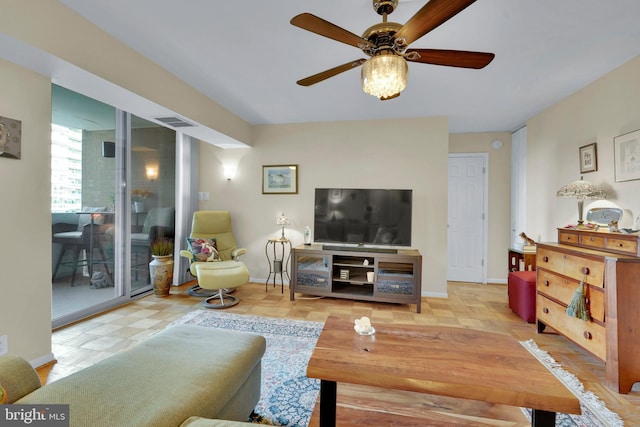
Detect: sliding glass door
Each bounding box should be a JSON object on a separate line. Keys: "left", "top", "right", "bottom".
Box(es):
{"left": 51, "top": 85, "right": 176, "bottom": 327}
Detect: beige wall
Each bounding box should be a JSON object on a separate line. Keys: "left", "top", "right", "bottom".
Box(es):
{"left": 449, "top": 132, "right": 513, "bottom": 282}
{"left": 527, "top": 55, "right": 640, "bottom": 241}
{"left": 196, "top": 118, "right": 451, "bottom": 297}
{"left": 0, "top": 59, "right": 53, "bottom": 364}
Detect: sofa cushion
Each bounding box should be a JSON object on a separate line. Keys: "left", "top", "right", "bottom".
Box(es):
{"left": 17, "top": 325, "right": 266, "bottom": 427}
{"left": 187, "top": 238, "right": 220, "bottom": 262}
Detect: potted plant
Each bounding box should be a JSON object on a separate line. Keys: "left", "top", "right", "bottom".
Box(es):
{"left": 149, "top": 238, "right": 174, "bottom": 297}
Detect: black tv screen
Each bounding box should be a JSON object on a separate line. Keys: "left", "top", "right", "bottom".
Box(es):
{"left": 314, "top": 188, "right": 412, "bottom": 247}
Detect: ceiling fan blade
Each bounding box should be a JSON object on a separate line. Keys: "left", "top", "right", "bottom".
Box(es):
{"left": 405, "top": 48, "right": 494, "bottom": 69}
{"left": 291, "top": 13, "right": 374, "bottom": 49}
{"left": 297, "top": 59, "right": 367, "bottom": 86}
{"left": 394, "top": 0, "right": 476, "bottom": 47}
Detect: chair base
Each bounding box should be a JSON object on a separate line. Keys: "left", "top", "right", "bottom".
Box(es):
{"left": 187, "top": 284, "right": 236, "bottom": 297}
{"left": 202, "top": 291, "right": 239, "bottom": 309}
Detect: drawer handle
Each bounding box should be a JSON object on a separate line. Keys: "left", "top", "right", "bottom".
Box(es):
{"left": 583, "top": 331, "right": 592, "bottom": 340}
{"left": 590, "top": 237, "right": 595, "bottom": 241}
{"left": 544, "top": 280, "right": 550, "bottom": 286}
{"left": 618, "top": 243, "right": 624, "bottom": 247}
{"left": 543, "top": 256, "right": 549, "bottom": 262}
{"left": 542, "top": 308, "right": 549, "bottom": 314}
{"left": 581, "top": 267, "right": 590, "bottom": 275}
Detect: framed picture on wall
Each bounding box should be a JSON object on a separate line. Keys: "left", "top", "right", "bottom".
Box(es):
{"left": 579, "top": 143, "right": 597, "bottom": 173}
{"left": 262, "top": 164, "right": 298, "bottom": 194}
{"left": 0, "top": 116, "right": 22, "bottom": 159}
{"left": 614, "top": 129, "right": 640, "bottom": 182}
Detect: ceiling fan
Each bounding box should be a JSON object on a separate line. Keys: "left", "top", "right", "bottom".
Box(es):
{"left": 290, "top": 0, "right": 495, "bottom": 100}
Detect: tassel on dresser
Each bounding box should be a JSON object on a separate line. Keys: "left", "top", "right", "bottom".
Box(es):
{"left": 566, "top": 274, "right": 591, "bottom": 321}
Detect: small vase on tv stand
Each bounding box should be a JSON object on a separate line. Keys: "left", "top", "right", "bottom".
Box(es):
{"left": 304, "top": 226, "right": 312, "bottom": 245}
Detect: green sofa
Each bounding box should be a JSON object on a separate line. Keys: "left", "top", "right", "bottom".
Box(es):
{"left": 0, "top": 325, "right": 265, "bottom": 427}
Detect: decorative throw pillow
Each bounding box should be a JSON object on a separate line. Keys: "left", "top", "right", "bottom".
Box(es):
{"left": 186, "top": 238, "right": 220, "bottom": 262}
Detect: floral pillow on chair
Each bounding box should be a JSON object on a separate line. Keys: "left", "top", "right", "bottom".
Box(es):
{"left": 186, "top": 238, "right": 220, "bottom": 262}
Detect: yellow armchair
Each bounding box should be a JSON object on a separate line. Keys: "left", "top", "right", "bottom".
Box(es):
{"left": 181, "top": 211, "right": 249, "bottom": 308}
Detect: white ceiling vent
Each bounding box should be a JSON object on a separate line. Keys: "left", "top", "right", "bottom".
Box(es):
{"left": 154, "top": 116, "right": 195, "bottom": 128}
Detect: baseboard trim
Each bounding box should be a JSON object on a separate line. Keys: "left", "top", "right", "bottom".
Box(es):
{"left": 30, "top": 352, "right": 56, "bottom": 369}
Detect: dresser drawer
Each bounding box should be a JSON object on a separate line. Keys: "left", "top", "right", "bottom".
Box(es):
{"left": 537, "top": 295, "right": 606, "bottom": 360}
{"left": 558, "top": 230, "right": 579, "bottom": 245}
{"left": 581, "top": 234, "right": 605, "bottom": 250}
{"left": 537, "top": 269, "right": 605, "bottom": 322}
{"left": 537, "top": 247, "right": 604, "bottom": 287}
{"left": 606, "top": 237, "right": 638, "bottom": 256}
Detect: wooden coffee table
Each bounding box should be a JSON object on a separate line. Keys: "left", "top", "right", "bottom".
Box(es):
{"left": 307, "top": 316, "right": 581, "bottom": 427}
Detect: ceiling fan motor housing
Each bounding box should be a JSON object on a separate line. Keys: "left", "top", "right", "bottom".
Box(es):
{"left": 373, "top": 0, "right": 398, "bottom": 16}
{"left": 362, "top": 22, "right": 405, "bottom": 55}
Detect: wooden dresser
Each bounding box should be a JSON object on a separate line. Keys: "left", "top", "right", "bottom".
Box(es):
{"left": 536, "top": 228, "right": 640, "bottom": 394}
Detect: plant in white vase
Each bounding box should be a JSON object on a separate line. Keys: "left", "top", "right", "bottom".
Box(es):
{"left": 149, "top": 238, "right": 174, "bottom": 297}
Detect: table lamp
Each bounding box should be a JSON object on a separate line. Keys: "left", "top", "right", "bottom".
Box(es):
{"left": 276, "top": 212, "right": 290, "bottom": 240}
{"left": 556, "top": 177, "right": 606, "bottom": 229}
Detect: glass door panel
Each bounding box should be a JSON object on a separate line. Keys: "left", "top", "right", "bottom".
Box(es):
{"left": 130, "top": 116, "right": 176, "bottom": 294}
{"left": 51, "top": 85, "right": 121, "bottom": 321}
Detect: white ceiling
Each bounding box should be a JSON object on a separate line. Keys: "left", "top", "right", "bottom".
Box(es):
{"left": 56, "top": 0, "right": 640, "bottom": 134}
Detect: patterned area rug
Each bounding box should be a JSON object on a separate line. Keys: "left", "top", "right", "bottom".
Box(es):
{"left": 172, "top": 310, "right": 323, "bottom": 427}
{"left": 171, "top": 312, "right": 624, "bottom": 427}
{"left": 520, "top": 339, "right": 624, "bottom": 427}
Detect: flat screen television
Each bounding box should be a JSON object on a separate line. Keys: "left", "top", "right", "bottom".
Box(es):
{"left": 314, "top": 188, "right": 412, "bottom": 247}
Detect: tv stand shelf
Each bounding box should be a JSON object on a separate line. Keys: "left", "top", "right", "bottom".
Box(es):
{"left": 290, "top": 244, "right": 422, "bottom": 312}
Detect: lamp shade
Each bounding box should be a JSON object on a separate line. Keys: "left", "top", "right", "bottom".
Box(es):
{"left": 276, "top": 212, "right": 290, "bottom": 226}
{"left": 361, "top": 53, "right": 408, "bottom": 99}
{"left": 556, "top": 177, "right": 606, "bottom": 200}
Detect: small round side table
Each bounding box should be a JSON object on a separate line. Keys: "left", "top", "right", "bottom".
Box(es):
{"left": 265, "top": 237, "right": 292, "bottom": 293}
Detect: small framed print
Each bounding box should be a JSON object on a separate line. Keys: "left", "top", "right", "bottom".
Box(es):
{"left": 614, "top": 129, "right": 640, "bottom": 182}
{"left": 0, "top": 116, "right": 22, "bottom": 159}
{"left": 579, "top": 143, "right": 597, "bottom": 174}
{"left": 262, "top": 164, "right": 298, "bottom": 194}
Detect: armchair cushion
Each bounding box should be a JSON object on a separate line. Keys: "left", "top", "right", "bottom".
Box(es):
{"left": 143, "top": 207, "right": 175, "bottom": 235}
{"left": 77, "top": 206, "right": 107, "bottom": 231}
{"left": 186, "top": 238, "right": 221, "bottom": 262}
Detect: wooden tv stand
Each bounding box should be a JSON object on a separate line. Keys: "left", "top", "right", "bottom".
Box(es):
{"left": 290, "top": 244, "right": 422, "bottom": 313}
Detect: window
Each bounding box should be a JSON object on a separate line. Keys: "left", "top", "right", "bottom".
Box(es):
{"left": 51, "top": 123, "right": 83, "bottom": 213}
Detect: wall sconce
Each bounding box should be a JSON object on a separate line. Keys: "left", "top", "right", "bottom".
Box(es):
{"left": 223, "top": 165, "right": 237, "bottom": 181}
{"left": 145, "top": 166, "right": 158, "bottom": 181}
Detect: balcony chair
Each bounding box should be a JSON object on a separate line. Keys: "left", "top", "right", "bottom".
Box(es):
{"left": 52, "top": 207, "right": 112, "bottom": 286}
{"left": 131, "top": 207, "right": 175, "bottom": 281}
{"left": 180, "top": 210, "right": 249, "bottom": 308}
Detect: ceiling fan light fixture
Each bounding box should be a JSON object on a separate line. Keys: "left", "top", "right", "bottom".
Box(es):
{"left": 361, "top": 53, "right": 407, "bottom": 99}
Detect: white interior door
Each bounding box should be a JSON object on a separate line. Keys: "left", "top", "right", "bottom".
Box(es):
{"left": 447, "top": 154, "right": 487, "bottom": 283}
